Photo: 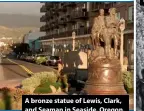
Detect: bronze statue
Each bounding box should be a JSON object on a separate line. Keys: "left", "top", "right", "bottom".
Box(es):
{"left": 84, "top": 8, "right": 127, "bottom": 95}
{"left": 105, "top": 8, "right": 120, "bottom": 58}
{"left": 91, "top": 9, "right": 105, "bottom": 49}
{"left": 91, "top": 8, "right": 121, "bottom": 58}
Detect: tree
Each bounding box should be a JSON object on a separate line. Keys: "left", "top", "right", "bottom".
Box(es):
{"left": 11, "top": 43, "right": 30, "bottom": 54}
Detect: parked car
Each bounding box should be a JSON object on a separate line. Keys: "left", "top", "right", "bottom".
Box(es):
{"left": 27, "top": 54, "right": 36, "bottom": 62}
{"left": 30, "top": 54, "right": 38, "bottom": 63}
{"left": 16, "top": 54, "right": 21, "bottom": 59}
{"left": 21, "top": 54, "right": 28, "bottom": 61}
{"left": 46, "top": 56, "right": 61, "bottom": 66}
{"left": 35, "top": 54, "right": 49, "bottom": 65}
{"left": 20, "top": 55, "right": 24, "bottom": 60}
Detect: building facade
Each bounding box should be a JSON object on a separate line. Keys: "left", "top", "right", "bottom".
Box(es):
{"left": 39, "top": 2, "right": 134, "bottom": 68}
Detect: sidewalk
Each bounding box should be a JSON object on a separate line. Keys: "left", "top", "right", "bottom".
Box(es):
{"left": 0, "top": 79, "right": 23, "bottom": 89}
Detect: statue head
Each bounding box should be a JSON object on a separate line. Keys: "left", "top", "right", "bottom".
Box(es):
{"left": 109, "top": 8, "right": 116, "bottom": 16}
{"left": 99, "top": 9, "right": 104, "bottom": 16}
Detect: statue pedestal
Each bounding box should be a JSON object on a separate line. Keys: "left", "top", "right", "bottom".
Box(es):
{"left": 84, "top": 57, "right": 127, "bottom": 95}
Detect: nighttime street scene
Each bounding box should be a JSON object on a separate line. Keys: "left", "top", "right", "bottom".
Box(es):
{"left": 0, "top": 2, "right": 134, "bottom": 110}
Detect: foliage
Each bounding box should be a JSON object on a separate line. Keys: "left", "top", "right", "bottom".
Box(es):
{"left": 123, "top": 71, "right": 133, "bottom": 93}
{"left": 21, "top": 71, "right": 58, "bottom": 92}
{"left": 11, "top": 43, "right": 30, "bottom": 54}
{"left": 57, "top": 74, "right": 68, "bottom": 92}
{"left": 0, "top": 87, "right": 12, "bottom": 110}
{"left": 34, "top": 85, "right": 52, "bottom": 94}
{"left": 0, "top": 87, "right": 30, "bottom": 110}
{"left": 21, "top": 71, "right": 69, "bottom": 94}
{"left": 34, "top": 81, "right": 61, "bottom": 94}
{"left": 11, "top": 89, "right": 29, "bottom": 102}
{"left": 22, "top": 77, "right": 41, "bottom": 91}
{"left": 0, "top": 100, "right": 5, "bottom": 110}
{"left": 35, "top": 57, "right": 47, "bottom": 65}
{"left": 33, "top": 71, "right": 58, "bottom": 84}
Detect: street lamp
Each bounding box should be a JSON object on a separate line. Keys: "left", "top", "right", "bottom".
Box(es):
{"left": 52, "top": 38, "right": 55, "bottom": 56}
{"left": 40, "top": 48, "right": 43, "bottom": 52}
{"left": 64, "top": 44, "right": 66, "bottom": 48}
{"left": 119, "top": 18, "right": 125, "bottom": 71}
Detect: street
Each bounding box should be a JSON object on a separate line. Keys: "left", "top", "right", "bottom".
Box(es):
{"left": 0, "top": 57, "right": 57, "bottom": 87}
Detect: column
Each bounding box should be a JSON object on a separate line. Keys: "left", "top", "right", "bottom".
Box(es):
{"left": 72, "top": 31, "right": 76, "bottom": 51}
{"left": 119, "top": 18, "right": 125, "bottom": 71}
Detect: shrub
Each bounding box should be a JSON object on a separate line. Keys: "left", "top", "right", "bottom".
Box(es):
{"left": 11, "top": 89, "right": 29, "bottom": 102}
{"left": 22, "top": 77, "right": 41, "bottom": 91}
{"left": 21, "top": 71, "right": 58, "bottom": 93}
{"left": 34, "top": 86, "right": 52, "bottom": 94}
{"left": 123, "top": 71, "right": 133, "bottom": 93}
{"left": 0, "top": 100, "right": 5, "bottom": 110}
{"left": 40, "top": 81, "right": 61, "bottom": 90}
{"left": 34, "top": 81, "right": 61, "bottom": 94}
{"left": 33, "top": 71, "right": 58, "bottom": 84}
{"left": 57, "top": 74, "right": 68, "bottom": 92}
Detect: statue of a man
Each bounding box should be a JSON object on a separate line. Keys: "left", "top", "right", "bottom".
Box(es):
{"left": 104, "top": 8, "right": 120, "bottom": 57}
{"left": 91, "top": 9, "right": 105, "bottom": 49}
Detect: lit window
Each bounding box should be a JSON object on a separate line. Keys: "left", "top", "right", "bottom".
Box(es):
{"left": 128, "top": 6, "right": 134, "bottom": 22}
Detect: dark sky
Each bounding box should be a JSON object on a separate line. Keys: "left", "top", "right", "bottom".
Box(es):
{"left": 0, "top": 2, "right": 42, "bottom": 15}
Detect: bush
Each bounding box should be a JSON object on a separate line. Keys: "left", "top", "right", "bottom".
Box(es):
{"left": 34, "top": 81, "right": 61, "bottom": 94}
{"left": 33, "top": 72, "right": 57, "bottom": 84}
{"left": 21, "top": 71, "right": 58, "bottom": 93}
{"left": 22, "top": 77, "right": 41, "bottom": 91}
{"left": 34, "top": 86, "right": 52, "bottom": 94}
{"left": 0, "top": 100, "right": 5, "bottom": 110}
{"left": 21, "top": 71, "right": 68, "bottom": 94}
{"left": 123, "top": 71, "right": 133, "bottom": 93}
{"left": 57, "top": 75, "right": 68, "bottom": 91}
{"left": 40, "top": 81, "right": 61, "bottom": 90}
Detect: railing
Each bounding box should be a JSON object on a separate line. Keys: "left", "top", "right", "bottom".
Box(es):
{"left": 39, "top": 27, "right": 92, "bottom": 40}
{"left": 72, "top": 11, "right": 88, "bottom": 19}
{"left": 58, "top": 17, "right": 67, "bottom": 25}
{"left": 91, "top": 3, "right": 114, "bottom": 12}
{"left": 75, "top": 27, "right": 91, "bottom": 35}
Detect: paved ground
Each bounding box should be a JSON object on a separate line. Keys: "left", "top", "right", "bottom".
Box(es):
{"left": 0, "top": 57, "right": 57, "bottom": 88}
